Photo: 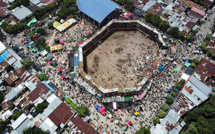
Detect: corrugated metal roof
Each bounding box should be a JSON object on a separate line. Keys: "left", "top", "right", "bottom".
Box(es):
{"left": 12, "top": 6, "right": 33, "bottom": 21}
{"left": 39, "top": 118, "right": 58, "bottom": 133}
{"left": 15, "top": 118, "right": 33, "bottom": 134}
{"left": 12, "top": 114, "right": 27, "bottom": 129}
{"left": 77, "top": 0, "right": 120, "bottom": 23}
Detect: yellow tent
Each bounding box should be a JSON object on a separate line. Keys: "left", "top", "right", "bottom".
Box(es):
{"left": 135, "top": 111, "right": 139, "bottom": 116}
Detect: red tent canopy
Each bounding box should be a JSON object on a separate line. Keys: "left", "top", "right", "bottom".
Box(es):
{"left": 102, "top": 106, "right": 106, "bottom": 111}
{"left": 109, "top": 118, "right": 113, "bottom": 122}
{"left": 78, "top": 42, "right": 83, "bottom": 46}
{"left": 60, "top": 40, "right": 64, "bottom": 44}
{"left": 99, "top": 108, "right": 104, "bottom": 113}
{"left": 61, "top": 75, "right": 65, "bottom": 79}
{"left": 58, "top": 68, "right": 62, "bottom": 72}
{"left": 48, "top": 60, "right": 52, "bottom": 63}
{"left": 128, "top": 121, "right": 132, "bottom": 125}
{"left": 102, "top": 111, "right": 106, "bottom": 115}
{"left": 126, "top": 124, "right": 128, "bottom": 128}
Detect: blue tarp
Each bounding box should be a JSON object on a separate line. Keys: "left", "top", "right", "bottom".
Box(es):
{"left": 74, "top": 56, "right": 79, "bottom": 66}
{"left": 43, "top": 82, "right": 55, "bottom": 92}
{"left": 1, "top": 50, "right": 11, "bottom": 60}
{"left": 0, "top": 56, "right": 4, "bottom": 63}
{"left": 25, "top": 44, "right": 29, "bottom": 47}
{"left": 77, "top": 0, "right": 120, "bottom": 23}
{"left": 159, "top": 65, "right": 164, "bottom": 71}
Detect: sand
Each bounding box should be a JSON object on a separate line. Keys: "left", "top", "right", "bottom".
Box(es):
{"left": 86, "top": 31, "right": 158, "bottom": 89}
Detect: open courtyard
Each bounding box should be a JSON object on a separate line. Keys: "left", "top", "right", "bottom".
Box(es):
{"left": 86, "top": 31, "right": 159, "bottom": 89}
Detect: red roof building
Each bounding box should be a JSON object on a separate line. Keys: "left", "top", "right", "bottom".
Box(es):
{"left": 49, "top": 102, "right": 74, "bottom": 126}
{"left": 186, "top": 21, "right": 196, "bottom": 29}
{"left": 147, "top": 2, "right": 163, "bottom": 15}
{"left": 193, "top": 59, "right": 215, "bottom": 86}
{"left": 70, "top": 115, "right": 99, "bottom": 134}
{"left": 189, "top": 7, "right": 205, "bottom": 18}
{"left": 208, "top": 41, "right": 215, "bottom": 51}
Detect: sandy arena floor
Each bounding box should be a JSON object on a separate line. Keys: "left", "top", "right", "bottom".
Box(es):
{"left": 86, "top": 31, "right": 158, "bottom": 89}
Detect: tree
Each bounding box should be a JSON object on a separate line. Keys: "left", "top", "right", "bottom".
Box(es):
{"left": 77, "top": 106, "right": 89, "bottom": 117}
{"left": 159, "top": 20, "right": 170, "bottom": 31}
{"left": 171, "top": 91, "right": 179, "bottom": 97}
{"left": 35, "top": 37, "right": 47, "bottom": 49}
{"left": 38, "top": 74, "right": 48, "bottom": 81}
{"left": 179, "top": 31, "right": 185, "bottom": 39}
{"left": 36, "top": 102, "right": 48, "bottom": 114}
{"left": 118, "top": 0, "right": 134, "bottom": 10}
{"left": 0, "top": 92, "right": 4, "bottom": 104}
{"left": 209, "top": 94, "right": 215, "bottom": 107}
{"left": 207, "top": 49, "right": 215, "bottom": 58}
{"left": 0, "top": 119, "right": 10, "bottom": 133}
{"left": 151, "top": 15, "right": 162, "bottom": 27}
{"left": 136, "top": 126, "right": 151, "bottom": 134}
{"left": 23, "top": 127, "right": 48, "bottom": 134}
{"left": 186, "top": 107, "right": 204, "bottom": 122}
{"left": 166, "top": 97, "right": 174, "bottom": 105}
{"left": 162, "top": 104, "right": 169, "bottom": 111}
{"left": 36, "top": 28, "right": 46, "bottom": 35}
{"left": 169, "top": 27, "right": 179, "bottom": 38}
{"left": 200, "top": 42, "right": 208, "bottom": 52}
{"left": 8, "top": 104, "right": 14, "bottom": 110}
{"left": 186, "top": 33, "right": 195, "bottom": 42}
{"left": 157, "top": 110, "right": 165, "bottom": 118}
{"left": 191, "top": 62, "right": 196, "bottom": 68}
{"left": 144, "top": 13, "right": 153, "bottom": 22}
{"left": 47, "top": 22, "right": 53, "bottom": 29}
{"left": 12, "top": 111, "right": 23, "bottom": 120}
{"left": 153, "top": 117, "right": 160, "bottom": 125}
{"left": 21, "top": 59, "right": 32, "bottom": 68}
{"left": 193, "top": 58, "right": 199, "bottom": 64}
{"left": 176, "top": 79, "right": 185, "bottom": 90}
{"left": 203, "top": 104, "right": 215, "bottom": 117}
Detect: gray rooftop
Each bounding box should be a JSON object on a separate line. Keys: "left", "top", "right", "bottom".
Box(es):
{"left": 181, "top": 76, "right": 212, "bottom": 106}
{"left": 14, "top": 118, "right": 33, "bottom": 134}
{"left": 12, "top": 6, "right": 33, "bottom": 21}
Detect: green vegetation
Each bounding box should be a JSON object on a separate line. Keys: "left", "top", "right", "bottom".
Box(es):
{"left": 176, "top": 79, "right": 186, "bottom": 90}
{"left": 8, "top": 104, "right": 14, "bottom": 110}
{"left": 207, "top": 49, "right": 215, "bottom": 59}
{"left": 34, "top": 2, "right": 57, "bottom": 19}
{"left": 162, "top": 104, "right": 169, "bottom": 111}
{"left": 136, "top": 126, "right": 151, "bottom": 134}
{"left": 181, "top": 95, "right": 215, "bottom": 134}
{"left": 164, "top": 13, "right": 171, "bottom": 17}
{"left": 35, "top": 37, "right": 47, "bottom": 50}
{"left": 12, "top": 111, "right": 23, "bottom": 120}
{"left": 185, "top": 33, "right": 195, "bottom": 42}
{"left": 117, "top": 0, "right": 134, "bottom": 10}
{"left": 36, "top": 28, "right": 46, "bottom": 35}
{"left": 193, "top": 58, "right": 199, "bottom": 64}
{"left": 23, "top": 127, "right": 48, "bottom": 134}
{"left": 9, "top": 0, "right": 30, "bottom": 10}
{"left": 153, "top": 117, "right": 160, "bottom": 125}
{"left": 77, "top": 106, "right": 89, "bottom": 117}
{"left": 204, "top": 34, "right": 212, "bottom": 43}
{"left": 192, "top": 0, "right": 208, "bottom": 9}
{"left": 200, "top": 42, "right": 208, "bottom": 52}
{"left": 1, "top": 22, "right": 25, "bottom": 34}
{"left": 57, "top": 0, "right": 78, "bottom": 20}
{"left": 0, "top": 119, "right": 10, "bottom": 133}
{"left": 47, "top": 22, "right": 53, "bottom": 29}
{"left": 0, "top": 92, "right": 4, "bottom": 104}
{"left": 145, "top": 13, "right": 170, "bottom": 30}
{"left": 64, "top": 97, "right": 77, "bottom": 110}
{"left": 21, "top": 59, "right": 32, "bottom": 68}
{"left": 159, "top": 20, "right": 170, "bottom": 31}
{"left": 166, "top": 97, "right": 174, "bottom": 105}
{"left": 169, "top": 27, "right": 185, "bottom": 39}
{"left": 171, "top": 91, "right": 179, "bottom": 97}
{"left": 35, "top": 102, "right": 48, "bottom": 114}
{"left": 157, "top": 110, "right": 165, "bottom": 118}
{"left": 38, "top": 74, "right": 48, "bottom": 81}
{"left": 191, "top": 62, "right": 196, "bottom": 68}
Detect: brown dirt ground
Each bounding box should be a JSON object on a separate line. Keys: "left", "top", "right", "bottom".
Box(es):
{"left": 86, "top": 31, "right": 158, "bottom": 89}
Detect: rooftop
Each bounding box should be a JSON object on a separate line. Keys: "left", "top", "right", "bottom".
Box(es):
{"left": 12, "top": 6, "right": 33, "bottom": 21}
{"left": 48, "top": 102, "right": 74, "bottom": 126}
{"left": 77, "top": 0, "right": 120, "bottom": 23}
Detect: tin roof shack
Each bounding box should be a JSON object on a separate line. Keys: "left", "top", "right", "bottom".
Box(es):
{"left": 193, "top": 59, "right": 215, "bottom": 88}
{"left": 20, "top": 80, "right": 51, "bottom": 108}
{"left": 147, "top": 2, "right": 163, "bottom": 15}
{"left": 172, "top": 76, "right": 212, "bottom": 116}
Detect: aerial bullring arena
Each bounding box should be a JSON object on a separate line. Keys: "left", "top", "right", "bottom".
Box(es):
{"left": 78, "top": 20, "right": 165, "bottom": 97}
